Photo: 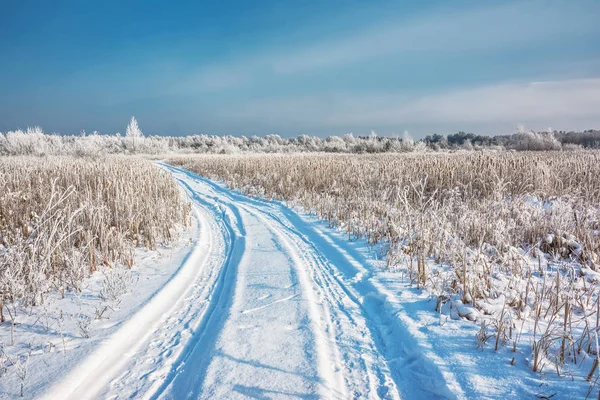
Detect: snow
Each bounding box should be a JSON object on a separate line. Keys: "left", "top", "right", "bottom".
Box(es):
{"left": 0, "top": 214, "right": 200, "bottom": 399}
{"left": 155, "top": 165, "right": 463, "bottom": 399}
{"left": 3, "top": 162, "right": 598, "bottom": 399}
{"left": 40, "top": 203, "right": 215, "bottom": 400}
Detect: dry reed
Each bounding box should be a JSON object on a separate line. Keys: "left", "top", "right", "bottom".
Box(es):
{"left": 0, "top": 156, "right": 190, "bottom": 319}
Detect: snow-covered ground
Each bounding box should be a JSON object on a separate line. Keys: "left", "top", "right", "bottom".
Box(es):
{"left": 0, "top": 209, "right": 200, "bottom": 398}
{"left": 2, "top": 163, "right": 596, "bottom": 399}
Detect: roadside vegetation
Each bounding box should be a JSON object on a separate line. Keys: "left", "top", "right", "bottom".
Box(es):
{"left": 0, "top": 156, "right": 190, "bottom": 332}
{"left": 169, "top": 151, "right": 600, "bottom": 392}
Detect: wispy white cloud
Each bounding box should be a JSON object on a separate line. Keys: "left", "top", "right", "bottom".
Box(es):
{"left": 272, "top": 1, "right": 596, "bottom": 74}
{"left": 335, "top": 79, "right": 600, "bottom": 125}
{"left": 223, "top": 78, "right": 600, "bottom": 133}
{"left": 187, "top": 0, "right": 599, "bottom": 85}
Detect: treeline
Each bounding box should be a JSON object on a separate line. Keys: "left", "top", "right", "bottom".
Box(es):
{"left": 1, "top": 126, "right": 599, "bottom": 156}
{"left": 424, "top": 129, "right": 600, "bottom": 151}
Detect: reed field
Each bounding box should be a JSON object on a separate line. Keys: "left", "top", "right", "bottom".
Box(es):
{"left": 170, "top": 151, "right": 600, "bottom": 381}
{"left": 2, "top": 149, "right": 600, "bottom": 395}
{"left": 0, "top": 156, "right": 190, "bottom": 321}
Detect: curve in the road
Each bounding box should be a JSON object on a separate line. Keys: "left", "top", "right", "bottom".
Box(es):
{"left": 41, "top": 201, "right": 218, "bottom": 400}
{"left": 159, "top": 167, "right": 348, "bottom": 399}
{"left": 164, "top": 163, "right": 464, "bottom": 400}
{"left": 147, "top": 177, "right": 247, "bottom": 399}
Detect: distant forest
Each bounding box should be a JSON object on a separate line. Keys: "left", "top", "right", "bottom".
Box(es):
{"left": 422, "top": 129, "right": 600, "bottom": 151}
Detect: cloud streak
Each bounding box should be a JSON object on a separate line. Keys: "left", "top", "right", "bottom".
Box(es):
{"left": 186, "top": 0, "right": 600, "bottom": 88}
{"left": 270, "top": 1, "right": 599, "bottom": 74}
{"left": 223, "top": 78, "right": 600, "bottom": 134}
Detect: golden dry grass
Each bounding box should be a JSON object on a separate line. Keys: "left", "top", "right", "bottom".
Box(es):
{"left": 0, "top": 156, "right": 190, "bottom": 314}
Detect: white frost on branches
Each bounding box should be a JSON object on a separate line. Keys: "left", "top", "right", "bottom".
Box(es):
{"left": 126, "top": 116, "right": 143, "bottom": 139}
{"left": 126, "top": 116, "right": 143, "bottom": 153}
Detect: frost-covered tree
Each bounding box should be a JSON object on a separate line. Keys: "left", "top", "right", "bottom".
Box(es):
{"left": 126, "top": 116, "right": 143, "bottom": 138}
{"left": 401, "top": 130, "right": 414, "bottom": 152}
{"left": 126, "top": 116, "right": 143, "bottom": 153}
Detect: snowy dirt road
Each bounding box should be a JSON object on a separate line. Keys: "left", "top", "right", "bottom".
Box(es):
{"left": 43, "top": 164, "right": 460, "bottom": 400}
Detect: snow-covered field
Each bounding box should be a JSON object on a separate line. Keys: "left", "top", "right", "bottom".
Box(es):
{"left": 0, "top": 217, "right": 199, "bottom": 398}
{"left": 2, "top": 160, "right": 599, "bottom": 399}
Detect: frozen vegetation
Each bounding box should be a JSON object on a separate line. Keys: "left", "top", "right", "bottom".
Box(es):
{"left": 169, "top": 151, "right": 600, "bottom": 398}
{"left": 1, "top": 123, "right": 600, "bottom": 156}
{"left": 0, "top": 156, "right": 190, "bottom": 397}
{"left": 2, "top": 122, "right": 600, "bottom": 398}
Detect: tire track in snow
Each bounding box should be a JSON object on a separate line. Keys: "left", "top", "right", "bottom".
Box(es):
{"left": 163, "top": 164, "right": 401, "bottom": 398}
{"left": 165, "top": 163, "right": 465, "bottom": 399}
{"left": 253, "top": 209, "right": 395, "bottom": 399}
{"left": 46, "top": 161, "right": 465, "bottom": 399}
{"left": 145, "top": 175, "right": 247, "bottom": 399}
{"left": 161, "top": 165, "right": 348, "bottom": 399}
{"left": 41, "top": 198, "right": 219, "bottom": 400}
{"left": 240, "top": 206, "right": 350, "bottom": 399}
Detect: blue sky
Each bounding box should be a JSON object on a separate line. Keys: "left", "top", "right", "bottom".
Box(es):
{"left": 1, "top": 0, "right": 599, "bottom": 137}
